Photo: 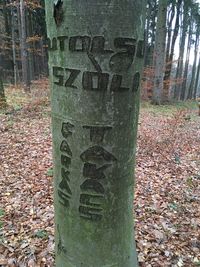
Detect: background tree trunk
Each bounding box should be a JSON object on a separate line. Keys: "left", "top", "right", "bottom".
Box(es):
{"left": 11, "top": 7, "right": 19, "bottom": 86}
{"left": 152, "top": 0, "right": 167, "bottom": 104}
{"left": 0, "top": 73, "right": 6, "bottom": 107}
{"left": 163, "top": 0, "right": 181, "bottom": 101}
{"left": 194, "top": 53, "right": 200, "bottom": 99}
{"left": 45, "top": 0, "right": 145, "bottom": 266}
{"left": 174, "top": 0, "right": 189, "bottom": 100}
{"left": 187, "top": 27, "right": 199, "bottom": 99}
{"left": 180, "top": 21, "right": 192, "bottom": 100}
{"left": 20, "top": 0, "right": 30, "bottom": 91}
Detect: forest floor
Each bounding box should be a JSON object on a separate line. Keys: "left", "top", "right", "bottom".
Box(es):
{"left": 0, "top": 83, "right": 200, "bottom": 267}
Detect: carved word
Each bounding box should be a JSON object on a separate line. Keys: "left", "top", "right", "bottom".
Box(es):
{"left": 48, "top": 36, "right": 144, "bottom": 72}
{"left": 53, "top": 66, "right": 140, "bottom": 92}
{"left": 58, "top": 122, "right": 74, "bottom": 208}
{"left": 79, "top": 126, "right": 116, "bottom": 221}
{"left": 48, "top": 36, "right": 143, "bottom": 57}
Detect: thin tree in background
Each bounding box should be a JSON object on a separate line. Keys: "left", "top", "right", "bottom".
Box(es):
{"left": 152, "top": 0, "right": 168, "bottom": 104}
{"left": 0, "top": 70, "right": 6, "bottom": 107}
{"left": 11, "top": 6, "right": 19, "bottom": 86}
{"left": 163, "top": 0, "right": 181, "bottom": 101}
{"left": 144, "top": 0, "right": 158, "bottom": 67}
{"left": 187, "top": 23, "right": 199, "bottom": 99}
{"left": 174, "top": 0, "right": 190, "bottom": 100}
{"left": 19, "top": 0, "right": 30, "bottom": 90}
{"left": 180, "top": 19, "right": 192, "bottom": 100}
{"left": 194, "top": 52, "right": 200, "bottom": 98}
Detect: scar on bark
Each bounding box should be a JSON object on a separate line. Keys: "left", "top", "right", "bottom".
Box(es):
{"left": 54, "top": 0, "right": 64, "bottom": 26}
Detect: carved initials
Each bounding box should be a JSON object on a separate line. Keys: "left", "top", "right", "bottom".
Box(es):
{"left": 59, "top": 168, "right": 72, "bottom": 195}
{"left": 65, "top": 68, "right": 80, "bottom": 88}
{"left": 60, "top": 140, "right": 72, "bottom": 157}
{"left": 61, "top": 122, "right": 74, "bottom": 138}
{"left": 83, "top": 162, "right": 111, "bottom": 180}
{"left": 80, "top": 146, "right": 117, "bottom": 162}
{"left": 83, "top": 126, "right": 112, "bottom": 142}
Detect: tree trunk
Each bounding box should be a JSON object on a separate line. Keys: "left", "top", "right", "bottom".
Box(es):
{"left": 144, "top": 6, "right": 150, "bottom": 66}
{"left": 194, "top": 53, "right": 200, "bottom": 99}
{"left": 163, "top": 0, "right": 181, "bottom": 101}
{"left": 174, "top": 0, "right": 189, "bottom": 100}
{"left": 45, "top": 0, "right": 145, "bottom": 266}
{"left": 0, "top": 74, "right": 6, "bottom": 108}
{"left": 19, "top": 0, "right": 30, "bottom": 91}
{"left": 11, "top": 7, "right": 19, "bottom": 86}
{"left": 165, "top": 3, "right": 175, "bottom": 64}
{"left": 26, "top": 9, "right": 35, "bottom": 81}
{"left": 187, "top": 28, "right": 199, "bottom": 100}
{"left": 152, "top": 0, "right": 168, "bottom": 105}
{"left": 147, "top": 0, "right": 158, "bottom": 67}
{"left": 180, "top": 21, "right": 192, "bottom": 101}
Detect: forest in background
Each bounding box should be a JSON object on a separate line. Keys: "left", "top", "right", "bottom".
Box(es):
{"left": 0, "top": 0, "right": 47, "bottom": 90}
{"left": 0, "top": 0, "right": 200, "bottom": 104}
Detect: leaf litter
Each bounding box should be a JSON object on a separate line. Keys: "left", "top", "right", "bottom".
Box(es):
{"left": 0, "top": 101, "right": 199, "bottom": 266}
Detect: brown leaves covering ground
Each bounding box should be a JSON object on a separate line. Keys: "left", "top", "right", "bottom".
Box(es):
{"left": 136, "top": 106, "right": 200, "bottom": 267}
{"left": 0, "top": 90, "right": 199, "bottom": 266}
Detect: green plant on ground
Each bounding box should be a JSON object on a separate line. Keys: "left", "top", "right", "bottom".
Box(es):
{"left": 34, "top": 230, "right": 48, "bottom": 239}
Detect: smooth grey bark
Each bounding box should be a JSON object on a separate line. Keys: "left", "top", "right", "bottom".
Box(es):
{"left": 152, "top": 0, "right": 168, "bottom": 104}
{"left": 45, "top": 0, "right": 145, "bottom": 266}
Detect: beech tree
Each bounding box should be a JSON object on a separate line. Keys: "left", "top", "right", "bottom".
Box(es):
{"left": 152, "top": 0, "right": 167, "bottom": 104}
{"left": 45, "top": 0, "right": 145, "bottom": 266}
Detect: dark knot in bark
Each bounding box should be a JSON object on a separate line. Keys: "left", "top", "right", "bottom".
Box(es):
{"left": 53, "top": 0, "right": 64, "bottom": 27}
